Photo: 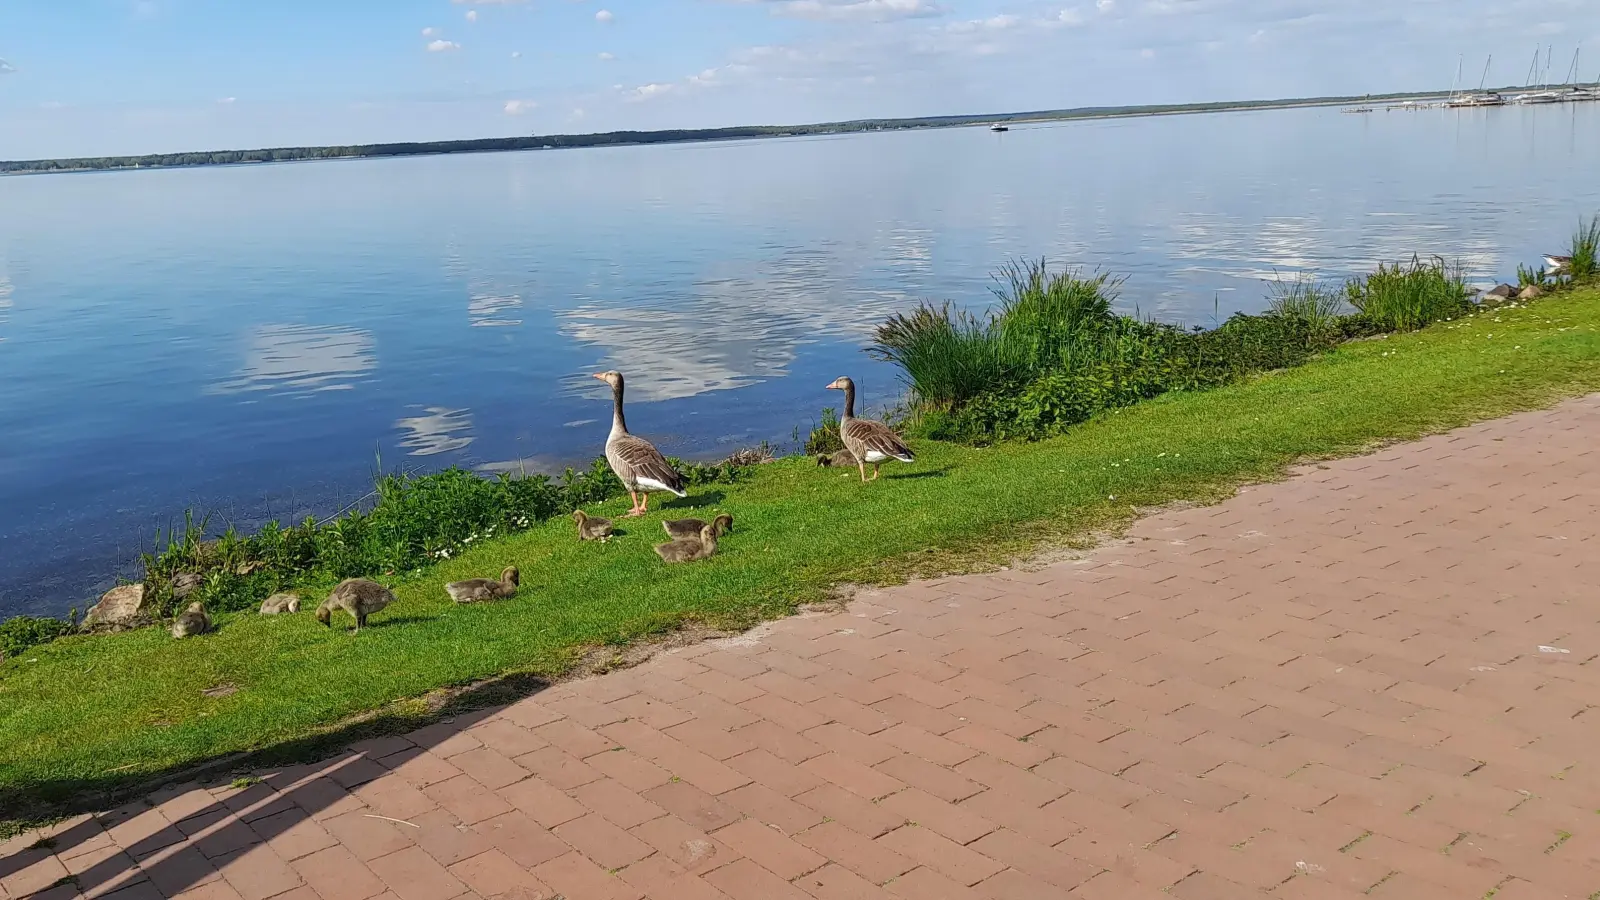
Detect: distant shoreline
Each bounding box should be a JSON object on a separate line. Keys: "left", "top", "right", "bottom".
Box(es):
{"left": 0, "top": 88, "right": 1461, "bottom": 177}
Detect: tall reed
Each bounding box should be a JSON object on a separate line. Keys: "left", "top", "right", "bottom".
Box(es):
{"left": 1344, "top": 255, "right": 1472, "bottom": 332}
{"left": 1569, "top": 214, "right": 1600, "bottom": 280}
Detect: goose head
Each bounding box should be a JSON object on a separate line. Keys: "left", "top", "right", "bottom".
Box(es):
{"left": 502, "top": 566, "right": 520, "bottom": 587}
{"left": 712, "top": 513, "right": 734, "bottom": 535}
{"left": 592, "top": 370, "right": 624, "bottom": 390}
{"left": 825, "top": 376, "right": 853, "bottom": 392}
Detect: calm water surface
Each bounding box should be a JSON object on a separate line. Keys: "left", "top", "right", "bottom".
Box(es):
{"left": 3, "top": 102, "right": 1598, "bottom": 617}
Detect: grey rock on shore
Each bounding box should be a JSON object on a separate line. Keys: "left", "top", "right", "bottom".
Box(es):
{"left": 83, "top": 584, "right": 153, "bottom": 630}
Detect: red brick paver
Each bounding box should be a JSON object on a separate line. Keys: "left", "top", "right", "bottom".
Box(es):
{"left": 7, "top": 396, "right": 1600, "bottom": 899}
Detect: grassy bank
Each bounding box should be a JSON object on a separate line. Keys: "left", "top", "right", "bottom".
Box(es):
{"left": 3, "top": 281, "right": 1599, "bottom": 819}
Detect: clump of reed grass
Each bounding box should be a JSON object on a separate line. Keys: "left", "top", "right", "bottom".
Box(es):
{"left": 869, "top": 302, "right": 1007, "bottom": 409}
{"left": 1517, "top": 264, "right": 1549, "bottom": 289}
{"left": 1264, "top": 273, "right": 1345, "bottom": 330}
{"left": 868, "top": 261, "right": 1124, "bottom": 411}
{"left": 1568, "top": 214, "right": 1600, "bottom": 281}
{"left": 1344, "top": 255, "right": 1473, "bottom": 332}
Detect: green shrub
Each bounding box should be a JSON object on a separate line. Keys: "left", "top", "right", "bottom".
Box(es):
{"left": 1517, "top": 264, "right": 1549, "bottom": 289}
{"left": 1569, "top": 214, "right": 1600, "bottom": 281}
{"left": 804, "top": 407, "right": 846, "bottom": 456}
{"left": 130, "top": 455, "right": 751, "bottom": 618}
{"left": 0, "top": 616, "right": 75, "bottom": 660}
{"left": 1345, "top": 255, "right": 1473, "bottom": 332}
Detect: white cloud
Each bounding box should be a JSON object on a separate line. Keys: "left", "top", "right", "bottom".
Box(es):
{"left": 421, "top": 26, "right": 438, "bottom": 36}
{"left": 0, "top": 59, "right": 15, "bottom": 75}
{"left": 426, "top": 39, "right": 462, "bottom": 52}
{"left": 628, "top": 82, "right": 676, "bottom": 101}
{"left": 217, "top": 97, "right": 236, "bottom": 104}
{"left": 1140, "top": 47, "right": 1156, "bottom": 57}
{"left": 595, "top": 9, "right": 615, "bottom": 23}
{"left": 765, "top": 0, "right": 942, "bottom": 23}
{"left": 1097, "top": 0, "right": 1115, "bottom": 10}
{"left": 946, "top": 13, "right": 1019, "bottom": 32}
{"left": 510, "top": 50, "right": 522, "bottom": 58}
{"left": 503, "top": 99, "right": 538, "bottom": 114}
{"left": 598, "top": 51, "right": 616, "bottom": 60}
{"left": 465, "top": 9, "right": 478, "bottom": 21}
{"left": 570, "top": 107, "right": 586, "bottom": 120}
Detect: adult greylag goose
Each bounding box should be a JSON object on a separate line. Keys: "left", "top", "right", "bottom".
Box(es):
{"left": 171, "top": 602, "right": 211, "bottom": 639}
{"left": 316, "top": 578, "right": 394, "bottom": 633}
{"left": 445, "top": 566, "right": 520, "bottom": 604}
{"left": 573, "top": 509, "right": 614, "bottom": 541}
{"left": 654, "top": 523, "right": 719, "bottom": 563}
{"left": 663, "top": 513, "right": 732, "bottom": 541}
{"left": 1544, "top": 254, "right": 1572, "bottom": 275}
{"left": 592, "top": 370, "right": 686, "bottom": 517}
{"left": 824, "top": 376, "right": 915, "bottom": 482}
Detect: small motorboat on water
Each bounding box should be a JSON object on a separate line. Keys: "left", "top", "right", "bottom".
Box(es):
{"left": 989, "top": 123, "right": 1009, "bottom": 132}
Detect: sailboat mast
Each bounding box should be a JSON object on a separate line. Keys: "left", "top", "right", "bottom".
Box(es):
{"left": 1479, "top": 55, "right": 1492, "bottom": 91}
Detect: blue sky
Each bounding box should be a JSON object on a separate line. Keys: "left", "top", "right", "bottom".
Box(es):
{"left": 1, "top": 0, "right": 1596, "bottom": 159}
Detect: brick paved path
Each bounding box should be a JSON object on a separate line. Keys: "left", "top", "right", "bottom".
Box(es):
{"left": 6, "top": 396, "right": 1600, "bottom": 900}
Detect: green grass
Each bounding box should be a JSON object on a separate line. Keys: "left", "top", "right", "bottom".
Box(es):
{"left": 3, "top": 286, "right": 1600, "bottom": 820}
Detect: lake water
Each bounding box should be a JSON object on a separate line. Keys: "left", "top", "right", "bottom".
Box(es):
{"left": 3, "top": 101, "right": 1598, "bottom": 618}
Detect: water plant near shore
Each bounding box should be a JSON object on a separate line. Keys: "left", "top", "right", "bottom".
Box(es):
{"left": 1344, "top": 254, "right": 1473, "bottom": 332}
{"left": 131, "top": 456, "right": 754, "bottom": 620}
{"left": 1569, "top": 214, "right": 1600, "bottom": 281}
{"left": 859, "top": 256, "right": 1486, "bottom": 447}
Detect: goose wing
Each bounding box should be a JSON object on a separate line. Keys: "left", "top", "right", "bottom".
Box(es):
{"left": 608, "top": 433, "right": 686, "bottom": 494}
{"left": 841, "top": 417, "right": 915, "bottom": 463}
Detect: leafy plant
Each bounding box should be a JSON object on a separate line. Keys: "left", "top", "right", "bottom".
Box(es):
{"left": 1517, "top": 264, "right": 1549, "bottom": 289}
{"left": 804, "top": 407, "right": 846, "bottom": 456}
{"left": 0, "top": 616, "right": 74, "bottom": 660}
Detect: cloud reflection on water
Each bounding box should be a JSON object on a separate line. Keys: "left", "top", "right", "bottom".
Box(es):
{"left": 558, "top": 246, "right": 921, "bottom": 403}
{"left": 212, "top": 323, "right": 377, "bottom": 396}
{"left": 395, "top": 406, "right": 475, "bottom": 456}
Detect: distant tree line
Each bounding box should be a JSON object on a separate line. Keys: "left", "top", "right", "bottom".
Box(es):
{"left": 0, "top": 91, "right": 1437, "bottom": 175}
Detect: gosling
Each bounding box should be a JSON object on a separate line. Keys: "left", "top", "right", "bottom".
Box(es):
{"left": 816, "top": 449, "right": 858, "bottom": 468}
{"left": 445, "top": 566, "right": 520, "bottom": 604}
{"left": 574, "top": 509, "right": 614, "bottom": 541}
{"left": 662, "top": 513, "right": 733, "bottom": 542}
{"left": 316, "top": 579, "right": 394, "bottom": 633}
{"left": 171, "top": 602, "right": 211, "bottom": 639}
{"left": 260, "top": 593, "right": 301, "bottom": 615}
{"left": 654, "top": 523, "right": 718, "bottom": 564}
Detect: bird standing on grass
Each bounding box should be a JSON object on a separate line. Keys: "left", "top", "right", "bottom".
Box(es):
{"left": 593, "top": 370, "right": 687, "bottom": 517}
{"left": 825, "top": 376, "right": 915, "bottom": 482}
{"left": 316, "top": 579, "right": 394, "bottom": 633}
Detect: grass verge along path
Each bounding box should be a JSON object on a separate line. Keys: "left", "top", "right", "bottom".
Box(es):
{"left": 2, "top": 286, "right": 1599, "bottom": 819}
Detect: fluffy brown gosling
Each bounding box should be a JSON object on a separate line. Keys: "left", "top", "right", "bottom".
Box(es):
{"left": 662, "top": 513, "right": 733, "bottom": 542}
{"left": 816, "top": 449, "right": 858, "bottom": 468}
{"left": 445, "top": 566, "right": 520, "bottom": 604}
{"left": 260, "top": 593, "right": 301, "bottom": 615}
{"left": 171, "top": 602, "right": 211, "bottom": 639}
{"left": 574, "top": 509, "right": 614, "bottom": 541}
{"left": 654, "top": 523, "right": 718, "bottom": 564}
{"left": 316, "top": 579, "right": 394, "bottom": 633}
